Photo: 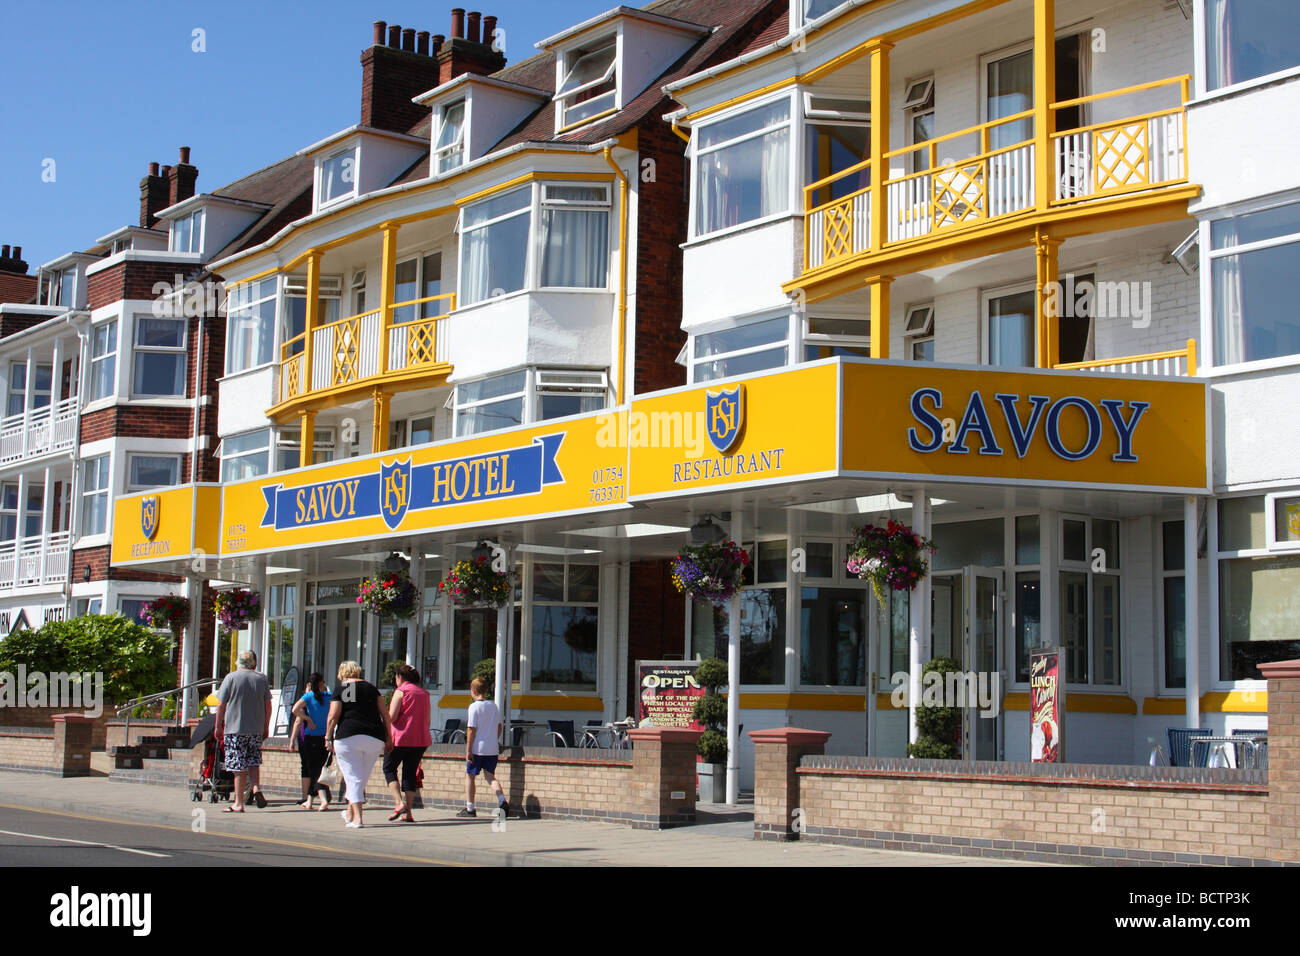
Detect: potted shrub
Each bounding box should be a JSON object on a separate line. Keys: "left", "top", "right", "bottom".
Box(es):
{"left": 692, "top": 657, "right": 729, "bottom": 803}
{"left": 907, "top": 657, "right": 962, "bottom": 759}
{"left": 472, "top": 658, "right": 495, "bottom": 697}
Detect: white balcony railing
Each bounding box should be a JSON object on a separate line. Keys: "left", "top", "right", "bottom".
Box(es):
{"left": 0, "top": 530, "right": 71, "bottom": 588}
{"left": 0, "top": 396, "right": 78, "bottom": 465}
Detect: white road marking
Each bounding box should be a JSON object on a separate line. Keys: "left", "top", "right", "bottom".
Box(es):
{"left": 0, "top": 827, "right": 171, "bottom": 858}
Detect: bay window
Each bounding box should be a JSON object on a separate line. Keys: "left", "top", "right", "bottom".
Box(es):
{"left": 226, "top": 277, "right": 278, "bottom": 373}
{"left": 459, "top": 187, "right": 530, "bottom": 305}
{"left": 132, "top": 316, "right": 187, "bottom": 397}
{"left": 539, "top": 185, "right": 609, "bottom": 289}
{"left": 691, "top": 316, "right": 788, "bottom": 382}
{"left": 556, "top": 38, "right": 617, "bottom": 128}
{"left": 695, "top": 98, "right": 791, "bottom": 237}
{"left": 434, "top": 99, "right": 466, "bottom": 174}
{"left": 89, "top": 320, "right": 117, "bottom": 401}
{"left": 535, "top": 369, "right": 607, "bottom": 421}
{"left": 221, "top": 429, "right": 271, "bottom": 482}
{"left": 1210, "top": 199, "right": 1300, "bottom": 365}
{"left": 1204, "top": 0, "right": 1300, "bottom": 91}
{"left": 454, "top": 370, "right": 526, "bottom": 436}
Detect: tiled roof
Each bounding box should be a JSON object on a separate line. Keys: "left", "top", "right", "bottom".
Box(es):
{"left": 0, "top": 273, "right": 38, "bottom": 305}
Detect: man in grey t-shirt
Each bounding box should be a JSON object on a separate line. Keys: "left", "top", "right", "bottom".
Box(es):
{"left": 216, "top": 650, "right": 272, "bottom": 812}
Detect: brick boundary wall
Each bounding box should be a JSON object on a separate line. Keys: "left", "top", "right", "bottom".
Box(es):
{"left": 0, "top": 715, "right": 93, "bottom": 776}
{"left": 0, "top": 706, "right": 114, "bottom": 749}
{"left": 753, "top": 658, "right": 1300, "bottom": 866}
{"left": 195, "top": 726, "right": 702, "bottom": 829}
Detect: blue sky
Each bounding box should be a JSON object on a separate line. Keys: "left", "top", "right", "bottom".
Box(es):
{"left": 0, "top": 0, "right": 607, "bottom": 271}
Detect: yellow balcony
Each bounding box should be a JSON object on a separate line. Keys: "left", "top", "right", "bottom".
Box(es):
{"left": 794, "top": 76, "right": 1197, "bottom": 296}
{"left": 269, "top": 292, "right": 455, "bottom": 419}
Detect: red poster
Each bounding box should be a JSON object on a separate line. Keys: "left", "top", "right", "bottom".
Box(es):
{"left": 1029, "top": 649, "right": 1065, "bottom": 763}
{"left": 637, "top": 660, "right": 704, "bottom": 730}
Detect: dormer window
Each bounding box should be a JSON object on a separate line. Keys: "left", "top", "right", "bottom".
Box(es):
{"left": 797, "top": 0, "right": 850, "bottom": 29}
{"left": 556, "top": 38, "right": 617, "bottom": 129}
{"left": 42, "top": 266, "right": 78, "bottom": 308}
{"left": 171, "top": 210, "right": 203, "bottom": 253}
{"left": 319, "top": 147, "right": 357, "bottom": 206}
{"left": 435, "top": 100, "right": 466, "bottom": 174}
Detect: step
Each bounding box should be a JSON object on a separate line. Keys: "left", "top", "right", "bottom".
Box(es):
{"left": 111, "top": 745, "right": 143, "bottom": 770}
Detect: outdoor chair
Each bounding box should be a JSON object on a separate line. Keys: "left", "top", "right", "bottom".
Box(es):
{"left": 1166, "top": 727, "right": 1210, "bottom": 767}
{"left": 1232, "top": 728, "right": 1268, "bottom": 768}
{"left": 547, "top": 720, "right": 576, "bottom": 748}
{"left": 437, "top": 718, "right": 464, "bottom": 744}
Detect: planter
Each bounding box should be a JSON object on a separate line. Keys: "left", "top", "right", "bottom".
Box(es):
{"left": 697, "top": 761, "right": 727, "bottom": 804}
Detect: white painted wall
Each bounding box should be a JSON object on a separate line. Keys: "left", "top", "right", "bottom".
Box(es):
{"left": 217, "top": 366, "right": 276, "bottom": 437}
{"left": 1189, "top": 79, "right": 1300, "bottom": 214}
{"left": 682, "top": 217, "right": 802, "bottom": 331}
{"left": 445, "top": 291, "right": 614, "bottom": 380}
{"left": 1212, "top": 368, "right": 1300, "bottom": 490}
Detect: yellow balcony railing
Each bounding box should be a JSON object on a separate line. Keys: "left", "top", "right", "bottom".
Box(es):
{"left": 801, "top": 75, "right": 1191, "bottom": 272}
{"left": 278, "top": 292, "right": 455, "bottom": 405}
{"left": 1054, "top": 339, "right": 1197, "bottom": 377}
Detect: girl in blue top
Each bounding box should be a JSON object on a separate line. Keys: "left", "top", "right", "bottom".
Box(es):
{"left": 290, "top": 673, "right": 333, "bottom": 810}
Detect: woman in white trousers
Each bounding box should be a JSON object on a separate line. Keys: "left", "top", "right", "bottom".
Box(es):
{"left": 325, "top": 661, "right": 393, "bottom": 828}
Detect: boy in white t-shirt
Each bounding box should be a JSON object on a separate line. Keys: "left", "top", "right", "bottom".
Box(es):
{"left": 459, "top": 676, "right": 510, "bottom": 818}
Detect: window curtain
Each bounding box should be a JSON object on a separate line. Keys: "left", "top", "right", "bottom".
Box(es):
{"left": 1212, "top": 218, "right": 1243, "bottom": 365}
{"left": 988, "top": 51, "right": 1034, "bottom": 150}
{"left": 460, "top": 225, "right": 492, "bottom": 305}
{"left": 761, "top": 128, "right": 790, "bottom": 219}
{"left": 1208, "top": 0, "right": 1236, "bottom": 90}
{"left": 541, "top": 209, "right": 608, "bottom": 288}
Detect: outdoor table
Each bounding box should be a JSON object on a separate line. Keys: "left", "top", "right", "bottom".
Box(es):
{"left": 1191, "top": 735, "right": 1267, "bottom": 769}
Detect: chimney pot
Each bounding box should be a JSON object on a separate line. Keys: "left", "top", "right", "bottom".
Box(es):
{"left": 179, "top": 146, "right": 191, "bottom": 165}
{"left": 161, "top": 165, "right": 172, "bottom": 178}
{"left": 432, "top": 33, "right": 445, "bottom": 54}
{"left": 149, "top": 161, "right": 160, "bottom": 176}
{"left": 402, "top": 27, "right": 415, "bottom": 51}
{"left": 388, "top": 24, "right": 401, "bottom": 47}
{"left": 416, "top": 30, "right": 429, "bottom": 56}
{"left": 1, "top": 246, "right": 9, "bottom": 259}
{"left": 466, "top": 11, "right": 480, "bottom": 44}
{"left": 451, "top": 8, "right": 465, "bottom": 39}
{"left": 483, "top": 16, "right": 497, "bottom": 47}
{"left": 12, "top": 247, "right": 20, "bottom": 261}
{"left": 373, "top": 20, "right": 387, "bottom": 45}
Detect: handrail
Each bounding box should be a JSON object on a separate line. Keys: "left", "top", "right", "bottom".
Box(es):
{"left": 1054, "top": 339, "right": 1197, "bottom": 376}
{"left": 390, "top": 291, "right": 456, "bottom": 317}
{"left": 1050, "top": 74, "right": 1192, "bottom": 111}
{"left": 117, "top": 678, "right": 220, "bottom": 742}
{"left": 884, "top": 137, "right": 1033, "bottom": 188}
{"left": 882, "top": 108, "right": 1034, "bottom": 162}
{"left": 805, "top": 157, "right": 871, "bottom": 201}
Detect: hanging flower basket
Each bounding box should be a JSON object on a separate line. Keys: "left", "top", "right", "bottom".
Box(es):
{"left": 563, "top": 614, "right": 598, "bottom": 655}
{"left": 143, "top": 593, "right": 190, "bottom": 635}
{"left": 358, "top": 568, "right": 418, "bottom": 618}
{"left": 846, "top": 520, "right": 938, "bottom": 606}
{"left": 214, "top": 588, "right": 261, "bottom": 635}
{"left": 670, "top": 540, "right": 750, "bottom": 606}
{"left": 438, "top": 557, "right": 512, "bottom": 608}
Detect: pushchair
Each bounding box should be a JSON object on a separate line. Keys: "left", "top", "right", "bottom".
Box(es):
{"left": 189, "top": 715, "right": 234, "bottom": 803}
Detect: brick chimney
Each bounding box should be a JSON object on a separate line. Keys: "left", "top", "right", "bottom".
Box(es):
{"left": 0, "top": 245, "right": 28, "bottom": 275}
{"left": 359, "top": 12, "right": 506, "bottom": 134}
{"left": 139, "top": 161, "right": 169, "bottom": 228}
{"left": 168, "top": 146, "right": 198, "bottom": 208}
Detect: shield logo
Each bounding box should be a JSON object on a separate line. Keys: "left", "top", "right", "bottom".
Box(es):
{"left": 141, "top": 496, "right": 159, "bottom": 541}
{"left": 705, "top": 384, "right": 745, "bottom": 454}
{"left": 1288, "top": 503, "right": 1300, "bottom": 536}
{"left": 379, "top": 458, "right": 412, "bottom": 531}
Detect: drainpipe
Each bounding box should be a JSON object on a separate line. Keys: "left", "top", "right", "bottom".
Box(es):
{"left": 602, "top": 147, "right": 630, "bottom": 405}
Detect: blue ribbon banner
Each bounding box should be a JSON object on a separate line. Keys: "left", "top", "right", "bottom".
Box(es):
{"left": 260, "top": 433, "right": 565, "bottom": 532}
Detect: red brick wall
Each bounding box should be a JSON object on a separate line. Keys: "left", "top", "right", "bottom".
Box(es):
{"left": 632, "top": 117, "right": 689, "bottom": 396}
{"left": 86, "top": 260, "right": 196, "bottom": 312}
{"left": 360, "top": 44, "right": 440, "bottom": 133}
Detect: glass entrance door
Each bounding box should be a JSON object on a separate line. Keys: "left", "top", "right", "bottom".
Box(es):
{"left": 930, "top": 567, "right": 1003, "bottom": 760}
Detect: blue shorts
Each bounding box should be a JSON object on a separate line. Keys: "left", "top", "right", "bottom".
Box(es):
{"left": 466, "top": 753, "right": 498, "bottom": 776}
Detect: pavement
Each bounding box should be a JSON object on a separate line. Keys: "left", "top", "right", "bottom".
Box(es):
{"left": 0, "top": 769, "right": 1040, "bottom": 867}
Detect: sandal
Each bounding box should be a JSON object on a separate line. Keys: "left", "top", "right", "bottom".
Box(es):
{"left": 252, "top": 789, "right": 268, "bottom": 809}
{"left": 222, "top": 806, "right": 244, "bottom": 813}
{"left": 387, "top": 809, "right": 405, "bottom": 822}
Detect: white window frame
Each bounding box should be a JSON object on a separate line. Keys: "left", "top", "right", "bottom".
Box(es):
{"left": 801, "top": 314, "right": 871, "bottom": 363}
{"left": 534, "top": 368, "right": 609, "bottom": 421}
{"left": 80, "top": 455, "right": 111, "bottom": 538}
{"left": 1264, "top": 491, "right": 1300, "bottom": 552}
{"left": 982, "top": 280, "right": 1037, "bottom": 368}
{"left": 1057, "top": 514, "right": 1123, "bottom": 689}
{"left": 904, "top": 74, "right": 936, "bottom": 174}
{"left": 523, "top": 554, "right": 602, "bottom": 693}
{"left": 434, "top": 99, "right": 467, "bottom": 174}
{"left": 690, "top": 93, "right": 796, "bottom": 241}
{"left": 126, "top": 454, "right": 182, "bottom": 492}
{"left": 225, "top": 277, "right": 279, "bottom": 374}
{"left": 794, "top": 0, "right": 852, "bottom": 31}
{"left": 131, "top": 315, "right": 188, "bottom": 399}
{"left": 219, "top": 428, "right": 272, "bottom": 483}
{"left": 1204, "top": 196, "right": 1300, "bottom": 370}
{"left": 1158, "top": 517, "right": 1188, "bottom": 695}
{"left": 903, "top": 303, "right": 935, "bottom": 361}
{"left": 350, "top": 269, "right": 368, "bottom": 316}
{"left": 454, "top": 369, "right": 528, "bottom": 437}
{"left": 170, "top": 210, "right": 204, "bottom": 254}
{"left": 318, "top": 147, "right": 358, "bottom": 208}
{"left": 88, "top": 319, "right": 118, "bottom": 403}
{"left": 554, "top": 36, "right": 619, "bottom": 131}
{"left": 1196, "top": 0, "right": 1300, "bottom": 98}
{"left": 536, "top": 183, "right": 612, "bottom": 291}
{"left": 393, "top": 253, "right": 444, "bottom": 323}
{"left": 689, "top": 315, "right": 791, "bottom": 384}
{"left": 275, "top": 426, "right": 336, "bottom": 472}
{"left": 457, "top": 186, "right": 533, "bottom": 307}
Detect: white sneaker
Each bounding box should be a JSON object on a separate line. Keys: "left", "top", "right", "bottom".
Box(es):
{"left": 340, "top": 810, "right": 351, "bottom": 826}
{"left": 345, "top": 821, "right": 363, "bottom": 829}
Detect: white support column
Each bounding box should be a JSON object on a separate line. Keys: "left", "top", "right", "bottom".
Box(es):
{"left": 182, "top": 575, "right": 203, "bottom": 719}
{"left": 50, "top": 338, "right": 63, "bottom": 407}
{"left": 39, "top": 466, "right": 51, "bottom": 583}
{"left": 13, "top": 471, "right": 27, "bottom": 588}
{"left": 21, "top": 347, "right": 34, "bottom": 457}
{"left": 251, "top": 562, "right": 267, "bottom": 668}
{"left": 1185, "top": 496, "right": 1201, "bottom": 728}
{"left": 727, "top": 510, "right": 742, "bottom": 804}
{"left": 407, "top": 547, "right": 423, "bottom": 669}
{"left": 908, "top": 486, "right": 930, "bottom": 746}
{"left": 494, "top": 544, "right": 516, "bottom": 745}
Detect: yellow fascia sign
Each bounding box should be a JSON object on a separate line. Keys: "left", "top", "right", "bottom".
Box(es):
{"left": 221, "top": 410, "right": 630, "bottom": 557}
{"left": 841, "top": 361, "right": 1208, "bottom": 492}
{"left": 111, "top": 484, "right": 222, "bottom": 566}
{"left": 628, "top": 362, "right": 841, "bottom": 499}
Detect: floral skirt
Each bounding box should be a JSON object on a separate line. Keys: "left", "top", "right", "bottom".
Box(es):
{"left": 222, "top": 733, "right": 263, "bottom": 772}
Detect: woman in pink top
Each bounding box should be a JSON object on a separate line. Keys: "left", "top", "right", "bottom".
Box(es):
{"left": 383, "top": 664, "right": 432, "bottom": 822}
